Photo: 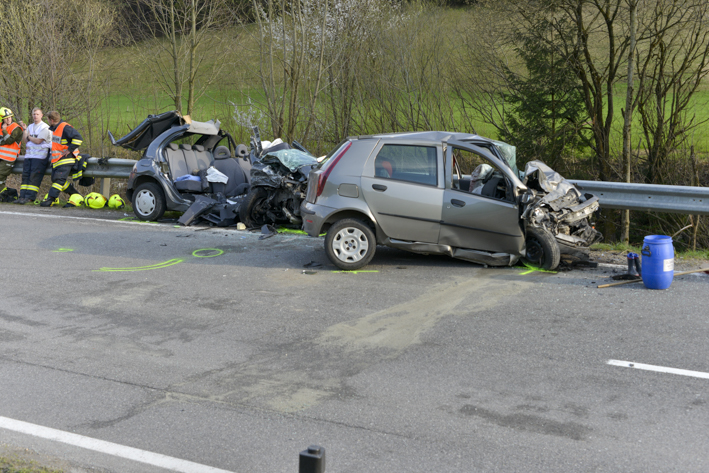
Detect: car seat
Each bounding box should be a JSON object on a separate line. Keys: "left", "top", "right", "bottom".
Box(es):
{"left": 375, "top": 158, "right": 394, "bottom": 178}
{"left": 212, "top": 146, "right": 249, "bottom": 197}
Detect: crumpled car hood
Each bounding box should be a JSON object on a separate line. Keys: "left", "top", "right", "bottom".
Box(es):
{"left": 524, "top": 160, "right": 580, "bottom": 203}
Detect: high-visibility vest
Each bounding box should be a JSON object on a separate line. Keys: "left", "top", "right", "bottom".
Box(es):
{"left": 51, "top": 122, "right": 79, "bottom": 164}
{"left": 0, "top": 122, "right": 21, "bottom": 162}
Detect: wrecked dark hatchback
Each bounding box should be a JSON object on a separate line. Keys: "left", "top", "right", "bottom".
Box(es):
{"left": 301, "top": 131, "right": 602, "bottom": 270}
{"left": 110, "top": 111, "right": 251, "bottom": 223}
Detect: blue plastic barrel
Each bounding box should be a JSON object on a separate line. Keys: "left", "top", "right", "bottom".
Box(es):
{"left": 641, "top": 235, "right": 674, "bottom": 289}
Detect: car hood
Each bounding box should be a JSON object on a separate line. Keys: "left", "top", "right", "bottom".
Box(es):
{"left": 524, "top": 160, "right": 580, "bottom": 203}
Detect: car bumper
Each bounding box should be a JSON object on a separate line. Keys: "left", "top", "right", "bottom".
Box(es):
{"left": 300, "top": 201, "right": 334, "bottom": 237}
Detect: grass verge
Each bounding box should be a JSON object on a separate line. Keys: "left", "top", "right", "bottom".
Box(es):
{"left": 0, "top": 455, "right": 63, "bottom": 473}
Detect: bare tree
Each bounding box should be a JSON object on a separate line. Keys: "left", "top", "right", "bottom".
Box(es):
{"left": 620, "top": 0, "right": 638, "bottom": 243}
{"left": 131, "top": 0, "right": 231, "bottom": 116}
{"left": 0, "top": 0, "right": 116, "bottom": 125}
{"left": 634, "top": 0, "right": 709, "bottom": 184}
{"left": 362, "top": 3, "right": 459, "bottom": 134}
{"left": 250, "top": 0, "right": 331, "bottom": 143}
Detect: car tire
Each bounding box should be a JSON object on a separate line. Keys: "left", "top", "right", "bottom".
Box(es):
{"left": 239, "top": 187, "right": 271, "bottom": 228}
{"left": 522, "top": 226, "right": 560, "bottom": 270}
{"left": 132, "top": 182, "right": 166, "bottom": 221}
{"left": 325, "top": 219, "right": 376, "bottom": 270}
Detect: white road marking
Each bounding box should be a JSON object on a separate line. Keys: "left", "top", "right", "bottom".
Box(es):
{"left": 0, "top": 210, "right": 156, "bottom": 226}
{"left": 0, "top": 416, "right": 235, "bottom": 473}
{"left": 607, "top": 359, "right": 709, "bottom": 380}
{"left": 0, "top": 210, "right": 211, "bottom": 232}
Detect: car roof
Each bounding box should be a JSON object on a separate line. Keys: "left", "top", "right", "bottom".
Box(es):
{"left": 353, "top": 131, "right": 493, "bottom": 144}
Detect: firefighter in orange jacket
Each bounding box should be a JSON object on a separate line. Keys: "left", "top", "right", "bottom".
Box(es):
{"left": 0, "top": 107, "right": 22, "bottom": 201}
{"left": 41, "top": 111, "right": 84, "bottom": 207}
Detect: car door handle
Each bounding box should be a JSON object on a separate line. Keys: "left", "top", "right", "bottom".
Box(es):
{"left": 451, "top": 199, "right": 466, "bottom": 207}
{"left": 372, "top": 184, "right": 387, "bottom": 191}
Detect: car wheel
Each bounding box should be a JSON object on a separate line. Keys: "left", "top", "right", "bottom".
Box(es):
{"left": 239, "top": 187, "right": 271, "bottom": 228}
{"left": 132, "top": 182, "right": 166, "bottom": 221}
{"left": 522, "top": 226, "right": 560, "bottom": 270}
{"left": 325, "top": 219, "right": 376, "bottom": 270}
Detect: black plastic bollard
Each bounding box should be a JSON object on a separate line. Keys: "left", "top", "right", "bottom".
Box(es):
{"left": 299, "top": 445, "right": 325, "bottom": 473}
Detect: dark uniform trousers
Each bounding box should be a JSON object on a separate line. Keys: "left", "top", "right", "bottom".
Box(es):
{"left": 47, "top": 156, "right": 80, "bottom": 200}
{"left": 20, "top": 157, "right": 50, "bottom": 200}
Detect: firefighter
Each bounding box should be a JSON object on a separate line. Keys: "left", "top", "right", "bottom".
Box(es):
{"left": 0, "top": 107, "right": 23, "bottom": 202}
{"left": 41, "top": 111, "right": 84, "bottom": 207}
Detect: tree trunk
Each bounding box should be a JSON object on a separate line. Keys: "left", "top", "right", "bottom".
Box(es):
{"left": 620, "top": 0, "right": 637, "bottom": 244}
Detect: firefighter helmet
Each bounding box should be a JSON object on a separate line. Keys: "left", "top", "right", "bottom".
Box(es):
{"left": 108, "top": 194, "right": 125, "bottom": 209}
{"left": 0, "top": 107, "right": 14, "bottom": 120}
{"left": 64, "top": 194, "right": 84, "bottom": 207}
{"left": 85, "top": 192, "right": 106, "bottom": 209}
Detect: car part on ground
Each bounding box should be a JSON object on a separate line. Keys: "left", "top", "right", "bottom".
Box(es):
{"left": 301, "top": 131, "right": 602, "bottom": 271}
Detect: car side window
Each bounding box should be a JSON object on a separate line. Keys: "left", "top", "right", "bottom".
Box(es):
{"left": 374, "top": 144, "right": 438, "bottom": 186}
{"left": 451, "top": 147, "right": 512, "bottom": 202}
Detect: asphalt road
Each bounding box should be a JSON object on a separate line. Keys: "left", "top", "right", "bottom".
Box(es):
{"left": 1, "top": 206, "right": 708, "bottom": 473}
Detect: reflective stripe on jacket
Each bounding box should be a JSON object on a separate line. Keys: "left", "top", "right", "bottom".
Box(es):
{"left": 51, "top": 122, "right": 80, "bottom": 164}
{"left": 0, "top": 123, "right": 21, "bottom": 162}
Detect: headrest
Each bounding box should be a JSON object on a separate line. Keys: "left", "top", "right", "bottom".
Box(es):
{"left": 180, "top": 144, "right": 192, "bottom": 151}
{"left": 167, "top": 143, "right": 179, "bottom": 151}
{"left": 193, "top": 144, "right": 205, "bottom": 152}
{"left": 213, "top": 146, "right": 231, "bottom": 160}
{"left": 235, "top": 144, "right": 248, "bottom": 157}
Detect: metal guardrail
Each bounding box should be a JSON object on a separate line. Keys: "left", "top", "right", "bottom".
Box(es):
{"left": 11, "top": 155, "right": 135, "bottom": 179}
{"left": 570, "top": 180, "right": 709, "bottom": 215}
{"left": 11, "top": 156, "right": 708, "bottom": 215}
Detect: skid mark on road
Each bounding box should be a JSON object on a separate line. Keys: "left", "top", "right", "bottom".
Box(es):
{"left": 318, "top": 277, "right": 531, "bottom": 353}
{"left": 459, "top": 405, "right": 590, "bottom": 441}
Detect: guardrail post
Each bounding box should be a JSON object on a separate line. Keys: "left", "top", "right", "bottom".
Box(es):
{"left": 99, "top": 178, "right": 111, "bottom": 198}
{"left": 299, "top": 445, "right": 325, "bottom": 473}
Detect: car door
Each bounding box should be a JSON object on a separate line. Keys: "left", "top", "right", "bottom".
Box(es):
{"left": 438, "top": 141, "right": 525, "bottom": 254}
{"left": 361, "top": 141, "right": 443, "bottom": 243}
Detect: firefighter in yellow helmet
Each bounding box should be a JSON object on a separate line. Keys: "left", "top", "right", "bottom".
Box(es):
{"left": 0, "top": 107, "right": 22, "bottom": 202}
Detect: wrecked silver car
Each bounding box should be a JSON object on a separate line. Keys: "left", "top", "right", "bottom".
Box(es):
{"left": 110, "top": 111, "right": 252, "bottom": 223}
{"left": 300, "top": 131, "right": 601, "bottom": 270}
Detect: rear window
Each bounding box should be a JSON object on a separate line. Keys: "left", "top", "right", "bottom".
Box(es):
{"left": 374, "top": 144, "right": 437, "bottom": 186}
{"left": 318, "top": 140, "right": 350, "bottom": 171}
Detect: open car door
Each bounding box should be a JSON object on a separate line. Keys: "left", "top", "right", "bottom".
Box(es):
{"left": 439, "top": 140, "right": 526, "bottom": 255}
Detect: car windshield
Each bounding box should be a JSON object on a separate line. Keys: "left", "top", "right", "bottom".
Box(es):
{"left": 491, "top": 140, "right": 520, "bottom": 177}
{"left": 263, "top": 149, "right": 318, "bottom": 172}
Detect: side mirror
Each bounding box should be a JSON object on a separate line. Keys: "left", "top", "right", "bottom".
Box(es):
{"left": 520, "top": 192, "right": 532, "bottom": 204}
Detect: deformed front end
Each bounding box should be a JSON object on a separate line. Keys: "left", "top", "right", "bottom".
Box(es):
{"left": 522, "top": 161, "right": 603, "bottom": 257}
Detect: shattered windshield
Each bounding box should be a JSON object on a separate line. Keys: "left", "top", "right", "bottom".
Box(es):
{"left": 263, "top": 149, "right": 318, "bottom": 172}
{"left": 491, "top": 140, "right": 520, "bottom": 177}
